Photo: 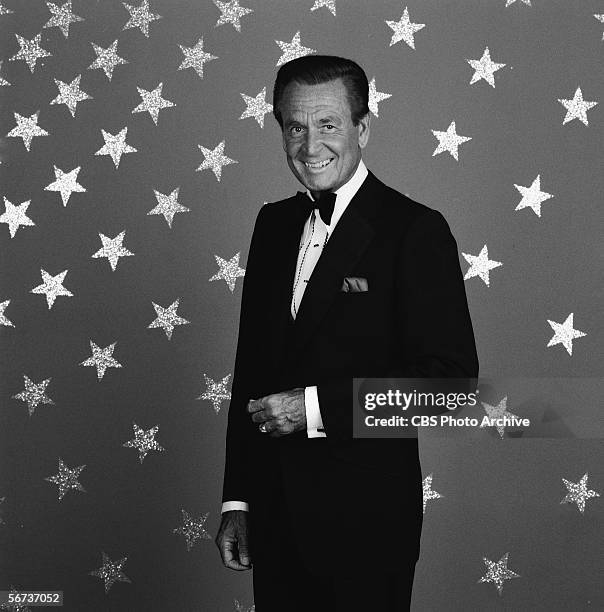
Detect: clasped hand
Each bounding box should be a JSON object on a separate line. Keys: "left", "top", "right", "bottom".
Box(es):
{"left": 247, "top": 387, "right": 306, "bottom": 437}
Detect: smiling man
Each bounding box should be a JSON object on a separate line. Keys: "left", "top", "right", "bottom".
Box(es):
{"left": 215, "top": 55, "right": 479, "bottom": 611}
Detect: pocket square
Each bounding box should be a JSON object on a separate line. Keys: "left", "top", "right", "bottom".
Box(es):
{"left": 341, "top": 276, "right": 369, "bottom": 292}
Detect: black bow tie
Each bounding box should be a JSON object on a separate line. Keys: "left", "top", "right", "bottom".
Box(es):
{"left": 296, "top": 190, "right": 337, "bottom": 225}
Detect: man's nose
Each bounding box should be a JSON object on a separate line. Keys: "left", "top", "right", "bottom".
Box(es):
{"left": 304, "top": 130, "right": 322, "bottom": 155}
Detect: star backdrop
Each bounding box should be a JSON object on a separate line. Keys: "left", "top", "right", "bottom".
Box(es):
{"left": 0, "top": 1, "right": 602, "bottom": 610}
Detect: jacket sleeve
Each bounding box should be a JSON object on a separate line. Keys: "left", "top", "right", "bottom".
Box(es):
{"left": 221, "top": 205, "right": 269, "bottom": 503}
{"left": 316, "top": 208, "right": 479, "bottom": 440}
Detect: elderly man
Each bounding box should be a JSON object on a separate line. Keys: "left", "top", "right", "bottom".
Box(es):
{"left": 216, "top": 55, "right": 478, "bottom": 611}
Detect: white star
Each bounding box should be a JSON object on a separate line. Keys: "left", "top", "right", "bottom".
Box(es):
{"left": 422, "top": 473, "right": 444, "bottom": 514}
{"left": 0, "top": 300, "right": 14, "bottom": 327}
{"left": 477, "top": 552, "right": 520, "bottom": 596}
{"left": 95, "top": 127, "right": 137, "bottom": 169}
{"left": 385, "top": 6, "right": 425, "bottom": 49}
{"left": 89, "top": 552, "right": 132, "bottom": 594}
{"left": 132, "top": 82, "right": 175, "bottom": 125}
{"left": 91, "top": 230, "right": 134, "bottom": 271}
{"left": 173, "top": 509, "right": 212, "bottom": 551}
{"left": 431, "top": 120, "right": 472, "bottom": 161}
{"left": 44, "top": 165, "right": 86, "bottom": 206}
{"left": 239, "top": 86, "right": 273, "bottom": 128}
{"left": 122, "top": 0, "right": 162, "bottom": 37}
{"left": 275, "top": 31, "right": 317, "bottom": 67}
{"left": 479, "top": 396, "right": 518, "bottom": 439}
{"left": 196, "top": 140, "right": 238, "bottom": 182}
{"left": 209, "top": 252, "right": 245, "bottom": 292}
{"left": 557, "top": 86, "right": 598, "bottom": 126}
{"left": 147, "top": 187, "right": 190, "bottom": 228}
{"left": 123, "top": 422, "right": 165, "bottom": 463}
{"left": 7, "top": 111, "right": 49, "bottom": 152}
{"left": 80, "top": 340, "right": 123, "bottom": 380}
{"left": 0, "top": 197, "right": 35, "bottom": 238}
{"left": 147, "top": 298, "right": 190, "bottom": 340}
{"left": 50, "top": 75, "right": 93, "bottom": 117}
{"left": 311, "top": 0, "right": 336, "bottom": 17}
{"left": 45, "top": 458, "right": 86, "bottom": 501}
{"left": 0, "top": 3, "right": 14, "bottom": 15}
{"left": 368, "top": 77, "right": 392, "bottom": 117}
{"left": 462, "top": 245, "right": 502, "bottom": 286}
{"left": 546, "top": 313, "right": 586, "bottom": 356}
{"left": 466, "top": 46, "right": 506, "bottom": 88}
{"left": 560, "top": 472, "right": 600, "bottom": 513}
{"left": 178, "top": 37, "right": 218, "bottom": 79}
{"left": 31, "top": 269, "right": 73, "bottom": 309}
{"left": 9, "top": 33, "right": 52, "bottom": 73}
{"left": 213, "top": 0, "right": 253, "bottom": 32}
{"left": 505, "top": 0, "right": 531, "bottom": 6}
{"left": 198, "top": 373, "right": 231, "bottom": 413}
{"left": 595, "top": 14, "right": 604, "bottom": 41}
{"left": 43, "top": 1, "right": 84, "bottom": 38}
{"left": 0, "top": 60, "right": 11, "bottom": 86}
{"left": 12, "top": 374, "right": 55, "bottom": 417}
{"left": 513, "top": 174, "right": 553, "bottom": 217}
{"left": 88, "top": 40, "right": 128, "bottom": 81}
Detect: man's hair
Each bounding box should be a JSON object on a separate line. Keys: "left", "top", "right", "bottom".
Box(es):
{"left": 272, "top": 54, "right": 369, "bottom": 130}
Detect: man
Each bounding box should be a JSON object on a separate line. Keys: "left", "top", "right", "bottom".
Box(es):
{"left": 216, "top": 55, "right": 478, "bottom": 611}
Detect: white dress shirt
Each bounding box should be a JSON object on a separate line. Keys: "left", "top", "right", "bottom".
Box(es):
{"left": 222, "top": 158, "right": 369, "bottom": 513}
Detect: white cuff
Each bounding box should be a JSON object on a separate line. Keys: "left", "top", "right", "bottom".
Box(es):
{"left": 222, "top": 501, "right": 249, "bottom": 513}
{"left": 305, "top": 385, "right": 326, "bottom": 438}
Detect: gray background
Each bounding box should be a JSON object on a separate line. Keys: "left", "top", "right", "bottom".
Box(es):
{"left": 1, "top": 0, "right": 602, "bottom": 610}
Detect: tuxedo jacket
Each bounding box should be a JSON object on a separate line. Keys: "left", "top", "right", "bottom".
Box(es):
{"left": 221, "top": 168, "right": 479, "bottom": 577}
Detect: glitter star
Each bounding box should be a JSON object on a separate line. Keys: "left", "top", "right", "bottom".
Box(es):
{"left": 43, "top": 1, "right": 84, "bottom": 38}
{"left": 368, "top": 77, "right": 392, "bottom": 117}
{"left": 95, "top": 127, "right": 137, "bottom": 169}
{"left": 88, "top": 40, "right": 128, "bottom": 81}
{"left": 132, "top": 82, "right": 175, "bottom": 125}
{"left": 44, "top": 165, "right": 86, "bottom": 206}
{"left": 505, "top": 0, "right": 531, "bottom": 6}
{"left": 275, "top": 31, "right": 317, "bottom": 67}
{"left": 595, "top": 14, "right": 604, "bottom": 41}
{"left": 385, "top": 6, "right": 425, "bottom": 49}
{"left": 9, "top": 33, "right": 52, "bottom": 73}
{"left": 462, "top": 245, "right": 502, "bottom": 286}
{"left": 557, "top": 86, "right": 598, "bottom": 126}
{"left": 311, "top": 0, "right": 336, "bottom": 17}
{"left": 173, "top": 509, "right": 212, "bottom": 551}
{"left": 89, "top": 552, "right": 132, "bottom": 594}
{"left": 80, "top": 340, "right": 123, "bottom": 380}
{"left": 122, "top": 0, "right": 162, "bottom": 38}
{"left": 0, "top": 3, "right": 14, "bottom": 15}
{"left": 12, "top": 375, "right": 55, "bottom": 417}
{"left": 477, "top": 552, "right": 520, "bottom": 596}
{"left": 91, "top": 231, "right": 134, "bottom": 271}
{"left": 178, "top": 37, "right": 218, "bottom": 79}
{"left": 45, "top": 458, "right": 86, "bottom": 501}
{"left": 213, "top": 0, "right": 253, "bottom": 32}
{"left": 50, "top": 75, "right": 93, "bottom": 117}
{"left": 422, "top": 473, "right": 444, "bottom": 514}
{"left": 431, "top": 120, "right": 472, "bottom": 160}
{"left": 0, "top": 586, "right": 32, "bottom": 612}
{"left": 546, "top": 313, "right": 586, "bottom": 356}
{"left": 466, "top": 46, "right": 506, "bottom": 88}
{"left": 147, "top": 187, "right": 190, "bottom": 228}
{"left": 198, "top": 373, "right": 231, "bottom": 413}
{"left": 0, "top": 300, "right": 14, "bottom": 327}
{"left": 196, "top": 140, "right": 238, "bottom": 181}
{"left": 560, "top": 472, "right": 600, "bottom": 513}
{"left": 239, "top": 86, "right": 273, "bottom": 128}
{"left": 31, "top": 269, "right": 73, "bottom": 309}
{"left": 0, "top": 60, "right": 11, "bottom": 86}
{"left": 513, "top": 174, "right": 554, "bottom": 217}
{"left": 209, "top": 252, "right": 245, "bottom": 292}
{"left": 123, "top": 422, "right": 165, "bottom": 463}
{"left": 0, "top": 197, "right": 35, "bottom": 238}
{"left": 147, "top": 298, "right": 190, "bottom": 340}
{"left": 479, "top": 396, "right": 518, "bottom": 438}
{"left": 7, "top": 111, "right": 49, "bottom": 152}
{"left": 234, "top": 599, "right": 255, "bottom": 612}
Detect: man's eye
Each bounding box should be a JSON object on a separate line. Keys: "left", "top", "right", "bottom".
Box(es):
{"left": 323, "top": 125, "right": 335, "bottom": 130}
{"left": 291, "top": 126, "right": 303, "bottom": 134}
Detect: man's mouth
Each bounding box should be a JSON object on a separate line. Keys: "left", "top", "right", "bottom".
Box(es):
{"left": 303, "top": 157, "right": 334, "bottom": 169}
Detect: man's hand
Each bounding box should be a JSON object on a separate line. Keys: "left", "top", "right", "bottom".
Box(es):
{"left": 247, "top": 387, "right": 306, "bottom": 437}
{"left": 215, "top": 510, "right": 252, "bottom": 571}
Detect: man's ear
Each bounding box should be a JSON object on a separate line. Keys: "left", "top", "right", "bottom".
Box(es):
{"left": 358, "top": 112, "right": 370, "bottom": 149}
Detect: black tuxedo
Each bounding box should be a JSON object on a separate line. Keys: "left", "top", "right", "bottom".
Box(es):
{"left": 221, "top": 168, "right": 478, "bottom": 594}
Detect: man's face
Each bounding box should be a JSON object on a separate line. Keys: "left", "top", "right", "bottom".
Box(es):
{"left": 280, "top": 78, "right": 370, "bottom": 196}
